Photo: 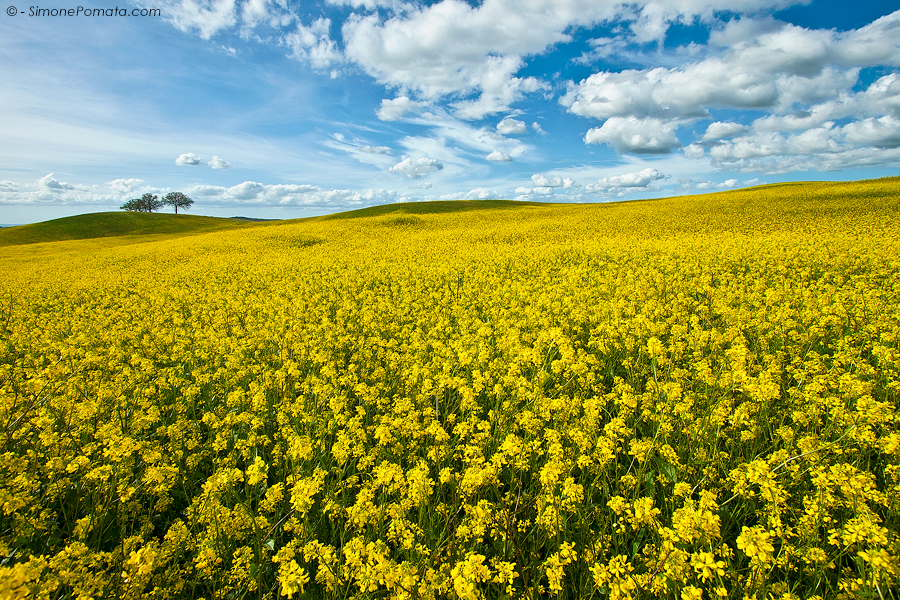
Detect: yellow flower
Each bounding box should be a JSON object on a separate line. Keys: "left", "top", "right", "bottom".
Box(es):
{"left": 736, "top": 527, "right": 775, "bottom": 566}
{"left": 278, "top": 559, "right": 309, "bottom": 598}
{"left": 682, "top": 585, "right": 704, "bottom": 600}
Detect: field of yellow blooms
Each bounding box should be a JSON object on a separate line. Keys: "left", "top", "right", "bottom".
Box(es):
{"left": 1, "top": 178, "right": 899, "bottom": 600}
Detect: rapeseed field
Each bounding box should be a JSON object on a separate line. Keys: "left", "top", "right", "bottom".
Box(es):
{"left": 1, "top": 178, "right": 898, "bottom": 599}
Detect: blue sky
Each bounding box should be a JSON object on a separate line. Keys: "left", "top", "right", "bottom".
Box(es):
{"left": 1, "top": 0, "right": 898, "bottom": 223}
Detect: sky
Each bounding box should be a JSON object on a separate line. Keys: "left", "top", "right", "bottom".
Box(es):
{"left": 1, "top": 0, "right": 899, "bottom": 224}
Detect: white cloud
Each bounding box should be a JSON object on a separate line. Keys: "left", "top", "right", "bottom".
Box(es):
{"left": 175, "top": 152, "right": 205, "bottom": 166}
{"left": 400, "top": 110, "right": 533, "bottom": 168}
{"left": 587, "top": 167, "right": 668, "bottom": 192}
{"left": 325, "top": 0, "right": 405, "bottom": 8}
{"left": 515, "top": 185, "right": 553, "bottom": 196}
{"left": 707, "top": 124, "right": 853, "bottom": 162}
{"left": 228, "top": 181, "right": 267, "bottom": 199}
{"left": 440, "top": 187, "right": 500, "bottom": 200}
{"left": 683, "top": 142, "right": 705, "bottom": 158}
{"left": 359, "top": 145, "right": 393, "bottom": 154}
{"left": 497, "top": 118, "right": 528, "bottom": 135}
{"left": 209, "top": 156, "right": 232, "bottom": 169}
{"left": 531, "top": 174, "right": 562, "bottom": 187}
{"left": 186, "top": 181, "right": 402, "bottom": 206}
{"left": 584, "top": 117, "right": 682, "bottom": 154}
{"left": 107, "top": 178, "right": 147, "bottom": 193}
{"left": 702, "top": 121, "right": 750, "bottom": 141}
{"left": 158, "top": 0, "right": 239, "bottom": 39}
{"left": 527, "top": 173, "right": 580, "bottom": 189}
{"left": 284, "top": 18, "right": 343, "bottom": 69}
{"left": 486, "top": 149, "right": 512, "bottom": 162}
{"left": 341, "top": 1, "right": 559, "bottom": 116}
{"left": 38, "top": 173, "right": 77, "bottom": 191}
{"left": 409, "top": 181, "right": 433, "bottom": 189}
{"left": 376, "top": 96, "right": 426, "bottom": 121}
{"left": 388, "top": 156, "right": 444, "bottom": 179}
{"left": 843, "top": 116, "right": 900, "bottom": 149}
{"left": 186, "top": 185, "right": 226, "bottom": 196}
{"left": 679, "top": 178, "right": 738, "bottom": 190}
{"left": 325, "top": 137, "right": 398, "bottom": 169}
{"left": 710, "top": 146, "right": 900, "bottom": 174}
{"left": 0, "top": 181, "right": 18, "bottom": 192}
{"left": 532, "top": 122, "right": 547, "bottom": 135}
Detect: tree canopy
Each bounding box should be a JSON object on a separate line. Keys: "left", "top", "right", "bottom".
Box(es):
{"left": 120, "top": 192, "right": 193, "bottom": 213}
{"left": 120, "top": 193, "right": 164, "bottom": 213}
{"left": 163, "top": 192, "right": 194, "bottom": 214}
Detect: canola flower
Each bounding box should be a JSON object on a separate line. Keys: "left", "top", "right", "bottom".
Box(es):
{"left": 0, "top": 178, "right": 899, "bottom": 599}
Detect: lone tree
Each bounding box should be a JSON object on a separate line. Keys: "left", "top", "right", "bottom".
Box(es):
{"left": 120, "top": 193, "right": 163, "bottom": 212}
{"left": 163, "top": 192, "right": 194, "bottom": 214}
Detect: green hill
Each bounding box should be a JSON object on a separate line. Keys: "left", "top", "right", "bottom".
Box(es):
{"left": 0, "top": 212, "right": 273, "bottom": 247}
{"left": 322, "top": 199, "right": 547, "bottom": 220}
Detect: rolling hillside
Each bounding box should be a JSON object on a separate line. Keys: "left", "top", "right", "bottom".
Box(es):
{"left": 0, "top": 212, "right": 271, "bottom": 247}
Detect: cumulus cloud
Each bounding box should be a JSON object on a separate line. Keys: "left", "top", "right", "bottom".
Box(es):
{"left": 486, "top": 149, "right": 512, "bottom": 162}
{"left": 38, "top": 173, "right": 77, "bottom": 191}
{"left": 377, "top": 96, "right": 426, "bottom": 121}
{"left": 284, "top": 17, "right": 343, "bottom": 69}
{"left": 497, "top": 118, "right": 528, "bottom": 135}
{"left": 586, "top": 168, "right": 668, "bottom": 192}
{"left": 515, "top": 185, "right": 553, "bottom": 196}
{"left": 107, "top": 178, "right": 147, "bottom": 193}
{"left": 532, "top": 122, "right": 547, "bottom": 135}
{"left": 702, "top": 122, "right": 750, "bottom": 141}
{"left": 584, "top": 117, "right": 682, "bottom": 154}
{"left": 228, "top": 181, "right": 267, "bottom": 199}
{"left": 528, "top": 174, "right": 571, "bottom": 188}
{"left": 683, "top": 142, "right": 705, "bottom": 158}
{"left": 209, "top": 156, "right": 232, "bottom": 169}
{"left": 843, "top": 116, "right": 900, "bottom": 149}
{"left": 388, "top": 157, "right": 444, "bottom": 179}
{"left": 341, "top": 1, "right": 557, "bottom": 117}
{"left": 0, "top": 181, "right": 19, "bottom": 192}
{"left": 175, "top": 152, "right": 204, "bottom": 166}
{"left": 708, "top": 125, "right": 846, "bottom": 161}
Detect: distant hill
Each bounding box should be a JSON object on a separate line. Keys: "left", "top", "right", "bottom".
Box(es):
{"left": 322, "top": 199, "right": 547, "bottom": 220}
{"left": 0, "top": 212, "right": 274, "bottom": 247}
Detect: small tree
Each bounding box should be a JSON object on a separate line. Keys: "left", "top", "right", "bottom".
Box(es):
{"left": 120, "top": 198, "right": 142, "bottom": 211}
{"left": 139, "top": 193, "right": 164, "bottom": 213}
{"left": 163, "top": 192, "right": 194, "bottom": 214}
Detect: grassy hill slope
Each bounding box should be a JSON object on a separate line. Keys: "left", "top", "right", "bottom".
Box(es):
{"left": 322, "top": 199, "right": 547, "bottom": 220}
{"left": 0, "top": 212, "right": 270, "bottom": 247}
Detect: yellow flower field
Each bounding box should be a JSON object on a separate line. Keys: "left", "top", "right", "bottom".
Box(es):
{"left": 1, "top": 178, "right": 898, "bottom": 599}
